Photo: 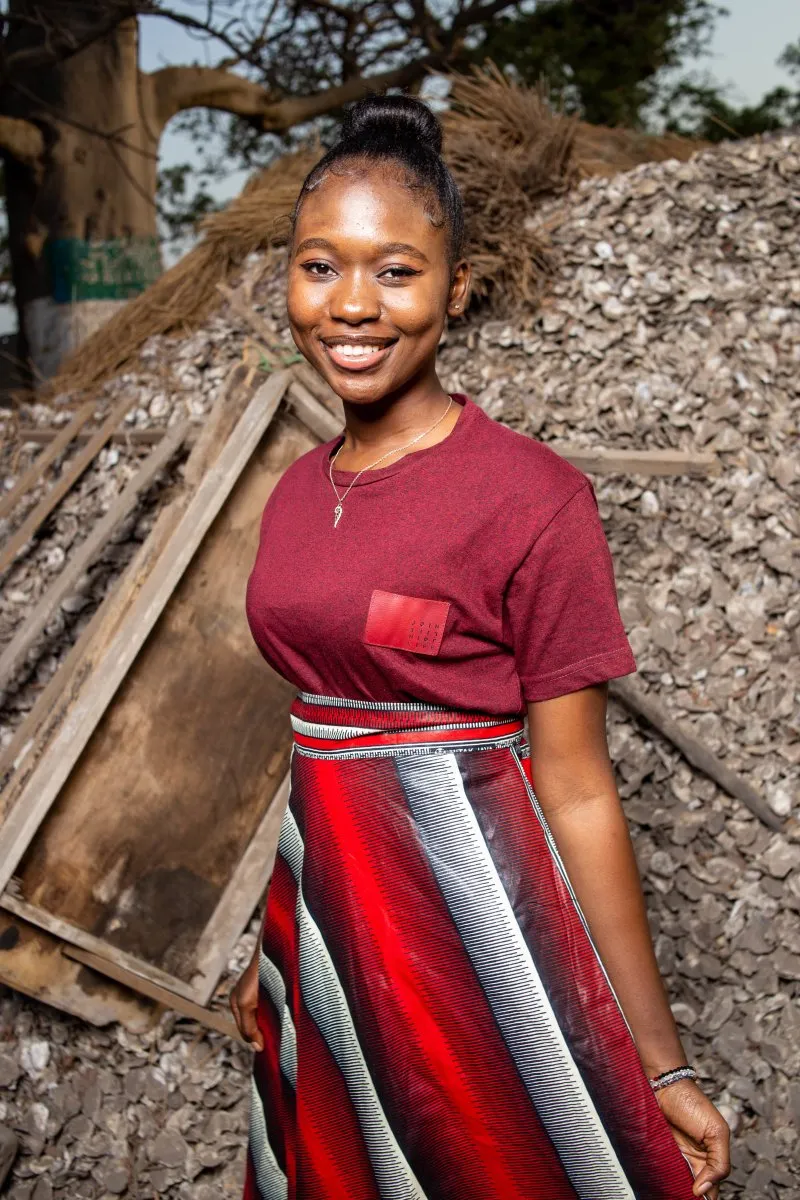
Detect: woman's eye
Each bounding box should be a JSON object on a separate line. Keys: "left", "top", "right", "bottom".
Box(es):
{"left": 302, "top": 261, "right": 334, "bottom": 277}
{"left": 380, "top": 266, "right": 418, "bottom": 282}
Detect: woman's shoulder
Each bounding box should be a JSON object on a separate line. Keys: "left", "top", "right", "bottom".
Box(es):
{"left": 468, "top": 398, "right": 591, "bottom": 507}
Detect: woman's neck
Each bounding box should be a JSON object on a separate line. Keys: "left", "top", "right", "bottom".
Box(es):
{"left": 334, "top": 379, "right": 457, "bottom": 472}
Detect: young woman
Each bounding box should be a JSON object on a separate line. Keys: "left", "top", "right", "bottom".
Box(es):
{"left": 233, "top": 94, "right": 730, "bottom": 1200}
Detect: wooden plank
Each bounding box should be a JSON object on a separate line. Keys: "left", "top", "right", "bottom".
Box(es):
{"left": 62, "top": 945, "right": 244, "bottom": 1043}
{"left": 287, "top": 380, "right": 341, "bottom": 442}
{"left": 0, "top": 391, "right": 136, "bottom": 576}
{"left": 10, "top": 408, "right": 311, "bottom": 994}
{"left": 609, "top": 677, "right": 783, "bottom": 830}
{"left": 552, "top": 445, "right": 719, "bottom": 477}
{"left": 0, "top": 892, "right": 202, "bottom": 1002}
{"left": 190, "top": 770, "right": 291, "bottom": 1004}
{"left": 216, "top": 282, "right": 289, "bottom": 366}
{"left": 0, "top": 369, "right": 293, "bottom": 895}
{"left": 294, "top": 361, "right": 345, "bottom": 417}
{"left": 0, "top": 361, "right": 265, "bottom": 799}
{"left": 182, "top": 362, "right": 258, "bottom": 489}
{"left": 0, "top": 422, "right": 189, "bottom": 691}
{"left": 13, "top": 425, "right": 200, "bottom": 449}
{"left": 0, "top": 909, "right": 158, "bottom": 1032}
{"left": 6, "top": 419, "right": 720, "bottom": 475}
{"left": 0, "top": 401, "right": 95, "bottom": 522}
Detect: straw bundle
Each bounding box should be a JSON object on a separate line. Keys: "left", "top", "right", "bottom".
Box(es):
{"left": 442, "top": 63, "right": 580, "bottom": 308}
{"left": 574, "top": 123, "right": 703, "bottom": 177}
{"left": 441, "top": 63, "right": 702, "bottom": 307}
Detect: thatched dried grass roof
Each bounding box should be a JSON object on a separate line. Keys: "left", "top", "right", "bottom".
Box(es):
{"left": 47, "top": 65, "right": 702, "bottom": 400}
{"left": 443, "top": 65, "right": 579, "bottom": 308}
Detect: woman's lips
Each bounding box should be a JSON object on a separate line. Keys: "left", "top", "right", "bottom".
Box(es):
{"left": 321, "top": 341, "right": 396, "bottom": 373}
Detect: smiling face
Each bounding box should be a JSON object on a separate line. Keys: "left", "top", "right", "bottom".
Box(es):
{"left": 287, "top": 161, "right": 470, "bottom": 406}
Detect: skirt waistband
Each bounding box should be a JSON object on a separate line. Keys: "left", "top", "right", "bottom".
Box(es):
{"left": 290, "top": 691, "right": 526, "bottom": 759}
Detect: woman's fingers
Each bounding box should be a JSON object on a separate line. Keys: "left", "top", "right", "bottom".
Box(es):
{"left": 229, "top": 965, "right": 265, "bottom": 1052}
{"left": 691, "top": 1113, "right": 731, "bottom": 1198}
{"left": 239, "top": 1000, "right": 265, "bottom": 1053}
{"left": 231, "top": 990, "right": 265, "bottom": 1052}
{"left": 657, "top": 1082, "right": 731, "bottom": 1199}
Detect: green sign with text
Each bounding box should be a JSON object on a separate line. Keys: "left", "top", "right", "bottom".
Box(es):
{"left": 48, "top": 237, "right": 162, "bottom": 303}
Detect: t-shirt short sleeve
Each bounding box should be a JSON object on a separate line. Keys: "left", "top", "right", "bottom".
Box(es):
{"left": 503, "top": 480, "right": 637, "bottom": 703}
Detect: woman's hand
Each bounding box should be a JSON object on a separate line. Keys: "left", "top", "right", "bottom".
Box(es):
{"left": 229, "top": 941, "right": 264, "bottom": 1052}
{"left": 655, "top": 1080, "right": 731, "bottom": 1198}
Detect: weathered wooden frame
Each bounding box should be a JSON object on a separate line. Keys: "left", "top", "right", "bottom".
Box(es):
{"left": 0, "top": 391, "right": 136, "bottom": 576}
{"left": 0, "top": 370, "right": 294, "bottom": 893}
{"left": 0, "top": 368, "right": 342, "bottom": 1031}
{"left": 0, "top": 420, "right": 190, "bottom": 691}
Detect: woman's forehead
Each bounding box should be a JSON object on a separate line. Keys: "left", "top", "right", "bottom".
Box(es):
{"left": 293, "top": 164, "right": 446, "bottom": 251}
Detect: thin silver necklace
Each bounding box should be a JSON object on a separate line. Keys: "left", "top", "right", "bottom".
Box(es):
{"left": 328, "top": 396, "right": 454, "bottom": 528}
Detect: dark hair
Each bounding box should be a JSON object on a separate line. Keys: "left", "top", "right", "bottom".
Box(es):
{"left": 290, "top": 94, "right": 465, "bottom": 265}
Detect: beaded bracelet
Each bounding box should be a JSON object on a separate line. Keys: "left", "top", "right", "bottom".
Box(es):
{"left": 649, "top": 1065, "right": 698, "bottom": 1092}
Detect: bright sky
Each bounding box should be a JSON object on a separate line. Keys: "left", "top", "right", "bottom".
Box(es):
{"left": 710, "top": 0, "right": 796, "bottom": 99}
{"left": 140, "top": 0, "right": 798, "bottom": 209}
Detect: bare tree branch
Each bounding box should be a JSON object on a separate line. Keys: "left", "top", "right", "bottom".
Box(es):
{"left": 262, "top": 53, "right": 441, "bottom": 127}
{"left": 451, "top": 0, "right": 519, "bottom": 32}
{"left": 151, "top": 65, "right": 279, "bottom": 126}
{"left": 150, "top": 52, "right": 441, "bottom": 132}
{"left": 144, "top": 3, "right": 270, "bottom": 71}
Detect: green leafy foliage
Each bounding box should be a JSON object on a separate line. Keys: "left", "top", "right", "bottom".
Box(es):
{"left": 472, "top": 0, "right": 726, "bottom": 127}
{"left": 157, "top": 160, "right": 223, "bottom": 258}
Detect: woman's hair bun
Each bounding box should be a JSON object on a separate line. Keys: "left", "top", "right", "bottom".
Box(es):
{"left": 340, "top": 94, "right": 443, "bottom": 156}
{"left": 292, "top": 90, "right": 464, "bottom": 262}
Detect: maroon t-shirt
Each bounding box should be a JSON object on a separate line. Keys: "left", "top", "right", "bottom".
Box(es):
{"left": 245, "top": 393, "right": 636, "bottom": 714}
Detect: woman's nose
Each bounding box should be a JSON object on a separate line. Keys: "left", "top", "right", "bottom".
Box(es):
{"left": 329, "top": 270, "right": 381, "bottom": 323}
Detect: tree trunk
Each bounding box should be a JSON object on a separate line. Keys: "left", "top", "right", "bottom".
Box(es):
{"left": 0, "top": 4, "right": 443, "bottom": 382}
{"left": 2, "top": 7, "right": 162, "bottom": 381}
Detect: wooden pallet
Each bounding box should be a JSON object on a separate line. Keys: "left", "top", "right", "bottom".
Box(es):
{"left": 0, "top": 360, "right": 344, "bottom": 1034}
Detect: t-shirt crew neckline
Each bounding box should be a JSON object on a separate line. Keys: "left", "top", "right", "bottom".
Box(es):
{"left": 321, "top": 393, "right": 475, "bottom": 486}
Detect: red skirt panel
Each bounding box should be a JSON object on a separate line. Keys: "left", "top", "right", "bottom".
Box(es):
{"left": 243, "top": 692, "right": 697, "bottom": 1200}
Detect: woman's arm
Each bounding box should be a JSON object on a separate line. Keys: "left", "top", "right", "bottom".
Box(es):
{"left": 526, "top": 682, "right": 730, "bottom": 1200}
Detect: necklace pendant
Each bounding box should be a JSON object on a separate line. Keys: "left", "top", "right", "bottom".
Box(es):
{"left": 333, "top": 503, "right": 343, "bottom": 528}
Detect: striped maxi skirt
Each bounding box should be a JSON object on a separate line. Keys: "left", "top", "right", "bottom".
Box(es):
{"left": 242, "top": 691, "right": 697, "bottom": 1200}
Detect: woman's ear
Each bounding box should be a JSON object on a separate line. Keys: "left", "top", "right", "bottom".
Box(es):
{"left": 447, "top": 259, "right": 471, "bottom": 319}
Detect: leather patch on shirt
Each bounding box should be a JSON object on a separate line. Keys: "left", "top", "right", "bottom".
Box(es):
{"left": 363, "top": 589, "right": 450, "bottom": 656}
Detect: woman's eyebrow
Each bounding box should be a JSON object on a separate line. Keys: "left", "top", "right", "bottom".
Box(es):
{"left": 294, "top": 237, "right": 336, "bottom": 254}
{"left": 378, "top": 242, "right": 429, "bottom": 263}
{"left": 294, "top": 236, "right": 428, "bottom": 263}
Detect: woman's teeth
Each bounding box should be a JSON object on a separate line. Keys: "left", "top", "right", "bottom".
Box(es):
{"left": 337, "top": 344, "right": 384, "bottom": 358}
{"left": 323, "top": 341, "right": 394, "bottom": 371}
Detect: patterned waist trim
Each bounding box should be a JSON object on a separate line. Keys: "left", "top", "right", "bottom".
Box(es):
{"left": 291, "top": 690, "right": 527, "bottom": 760}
